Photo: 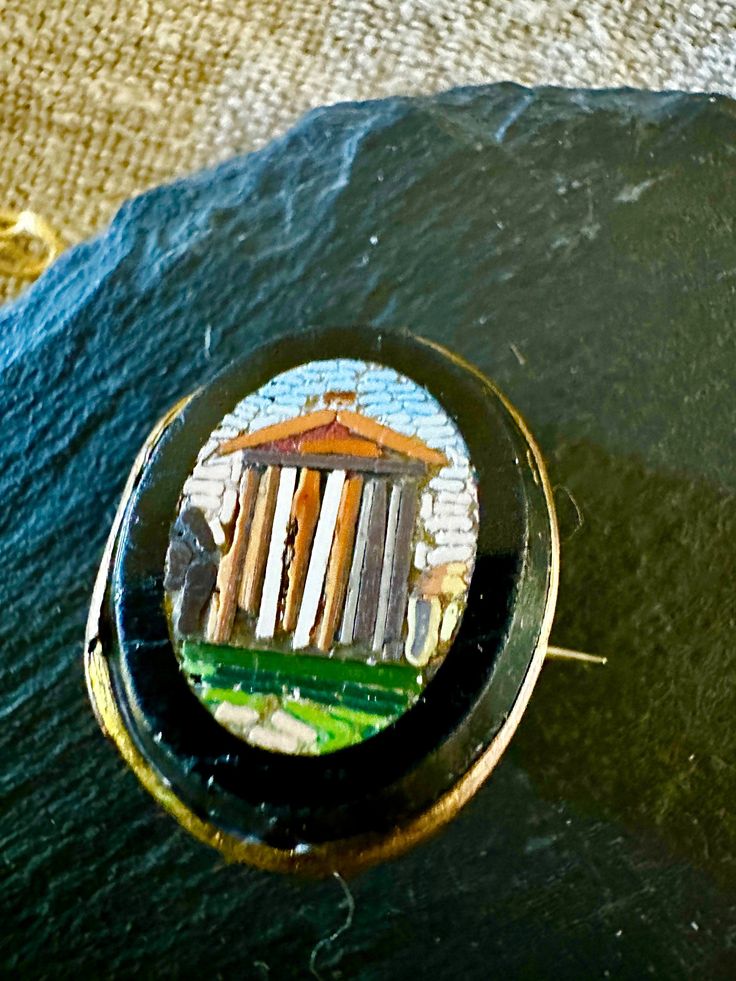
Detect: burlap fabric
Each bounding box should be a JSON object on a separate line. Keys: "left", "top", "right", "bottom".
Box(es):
{"left": 1, "top": 1, "right": 733, "bottom": 300}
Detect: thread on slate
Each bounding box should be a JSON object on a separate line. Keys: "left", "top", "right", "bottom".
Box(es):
{"left": 309, "top": 871, "right": 355, "bottom": 981}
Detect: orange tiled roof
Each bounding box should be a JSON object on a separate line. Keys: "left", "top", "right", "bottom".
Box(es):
{"left": 218, "top": 409, "right": 448, "bottom": 466}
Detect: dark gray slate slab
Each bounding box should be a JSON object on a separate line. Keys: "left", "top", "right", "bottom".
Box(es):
{"left": 1, "top": 84, "right": 735, "bottom": 979}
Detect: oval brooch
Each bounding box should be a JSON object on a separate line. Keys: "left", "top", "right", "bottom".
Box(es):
{"left": 86, "top": 327, "right": 560, "bottom": 874}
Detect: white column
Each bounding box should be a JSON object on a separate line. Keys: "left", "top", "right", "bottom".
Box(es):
{"left": 292, "top": 470, "right": 346, "bottom": 649}
{"left": 255, "top": 467, "right": 297, "bottom": 639}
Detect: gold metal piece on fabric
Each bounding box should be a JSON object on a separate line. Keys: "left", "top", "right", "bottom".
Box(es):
{"left": 0, "top": 209, "right": 66, "bottom": 282}
{"left": 85, "top": 343, "right": 565, "bottom": 876}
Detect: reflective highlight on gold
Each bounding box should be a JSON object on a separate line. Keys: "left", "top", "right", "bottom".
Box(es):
{"left": 0, "top": 210, "right": 66, "bottom": 282}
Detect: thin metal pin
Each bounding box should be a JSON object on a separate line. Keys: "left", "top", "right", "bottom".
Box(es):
{"left": 545, "top": 645, "right": 608, "bottom": 666}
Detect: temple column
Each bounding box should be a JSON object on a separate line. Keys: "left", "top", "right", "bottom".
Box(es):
{"left": 352, "top": 478, "right": 388, "bottom": 644}
{"left": 292, "top": 470, "right": 346, "bottom": 649}
{"left": 256, "top": 467, "right": 298, "bottom": 639}
{"left": 315, "top": 474, "right": 364, "bottom": 652}
{"left": 207, "top": 466, "right": 260, "bottom": 644}
{"left": 281, "top": 468, "right": 321, "bottom": 632}
{"left": 382, "top": 479, "right": 418, "bottom": 660}
{"left": 238, "top": 465, "right": 279, "bottom": 614}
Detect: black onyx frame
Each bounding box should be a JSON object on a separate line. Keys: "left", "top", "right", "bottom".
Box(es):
{"left": 86, "top": 326, "right": 559, "bottom": 874}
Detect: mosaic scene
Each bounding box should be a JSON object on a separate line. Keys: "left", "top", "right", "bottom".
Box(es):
{"left": 164, "top": 359, "right": 479, "bottom": 755}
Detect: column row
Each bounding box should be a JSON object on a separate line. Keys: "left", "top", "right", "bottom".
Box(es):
{"left": 207, "top": 462, "right": 419, "bottom": 659}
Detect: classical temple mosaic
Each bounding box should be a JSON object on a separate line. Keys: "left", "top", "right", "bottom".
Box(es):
{"left": 164, "top": 359, "right": 479, "bottom": 755}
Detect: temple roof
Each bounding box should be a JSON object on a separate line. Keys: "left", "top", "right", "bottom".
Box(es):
{"left": 217, "top": 409, "right": 448, "bottom": 468}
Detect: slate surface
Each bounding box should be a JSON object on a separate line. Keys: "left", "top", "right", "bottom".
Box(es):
{"left": 2, "top": 84, "right": 735, "bottom": 979}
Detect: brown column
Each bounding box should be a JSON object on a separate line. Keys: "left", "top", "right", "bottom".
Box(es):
{"left": 208, "top": 467, "right": 260, "bottom": 643}
{"left": 281, "top": 468, "right": 321, "bottom": 633}
{"left": 339, "top": 479, "right": 376, "bottom": 645}
{"left": 315, "top": 474, "right": 364, "bottom": 652}
{"left": 238, "top": 466, "right": 279, "bottom": 614}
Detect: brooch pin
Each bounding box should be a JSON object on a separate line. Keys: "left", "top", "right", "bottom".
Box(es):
{"left": 86, "top": 326, "right": 600, "bottom": 874}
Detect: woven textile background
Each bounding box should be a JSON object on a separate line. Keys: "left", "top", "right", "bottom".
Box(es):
{"left": 1, "top": 1, "right": 734, "bottom": 300}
